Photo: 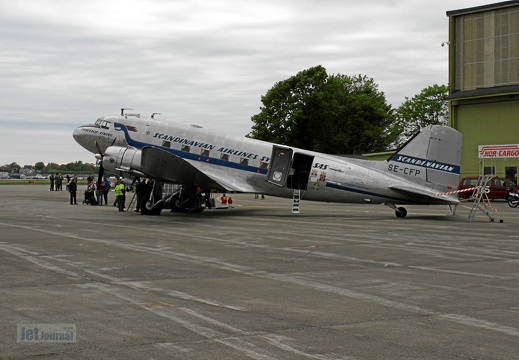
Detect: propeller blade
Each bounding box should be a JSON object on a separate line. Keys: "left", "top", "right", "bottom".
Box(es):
{"left": 94, "top": 140, "right": 104, "bottom": 156}
{"left": 97, "top": 162, "right": 104, "bottom": 188}
{"left": 94, "top": 140, "right": 105, "bottom": 187}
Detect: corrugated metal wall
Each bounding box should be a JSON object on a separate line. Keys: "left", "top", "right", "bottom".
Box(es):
{"left": 454, "top": 8, "right": 519, "bottom": 90}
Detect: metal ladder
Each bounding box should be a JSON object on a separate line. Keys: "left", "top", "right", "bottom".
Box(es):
{"left": 292, "top": 189, "right": 301, "bottom": 214}
{"left": 468, "top": 175, "right": 502, "bottom": 222}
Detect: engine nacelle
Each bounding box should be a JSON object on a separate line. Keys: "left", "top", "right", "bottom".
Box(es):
{"left": 102, "top": 146, "right": 145, "bottom": 179}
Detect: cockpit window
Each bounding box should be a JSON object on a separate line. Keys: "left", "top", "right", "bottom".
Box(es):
{"left": 94, "top": 119, "right": 111, "bottom": 129}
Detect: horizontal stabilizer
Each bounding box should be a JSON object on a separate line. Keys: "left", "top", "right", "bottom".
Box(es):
{"left": 389, "top": 185, "right": 460, "bottom": 204}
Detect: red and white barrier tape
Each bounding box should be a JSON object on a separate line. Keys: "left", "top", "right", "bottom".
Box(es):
{"left": 432, "top": 186, "right": 485, "bottom": 197}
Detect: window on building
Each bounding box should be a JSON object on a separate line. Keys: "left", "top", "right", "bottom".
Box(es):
{"left": 505, "top": 166, "right": 517, "bottom": 184}
{"left": 483, "top": 166, "right": 495, "bottom": 175}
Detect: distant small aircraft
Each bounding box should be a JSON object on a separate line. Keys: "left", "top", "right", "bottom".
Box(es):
{"left": 73, "top": 109, "right": 462, "bottom": 217}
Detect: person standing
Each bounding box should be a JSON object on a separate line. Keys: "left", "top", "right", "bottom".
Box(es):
{"left": 102, "top": 177, "right": 111, "bottom": 205}
{"left": 114, "top": 178, "right": 126, "bottom": 212}
{"left": 49, "top": 173, "right": 55, "bottom": 191}
{"left": 56, "top": 173, "right": 63, "bottom": 191}
{"left": 69, "top": 178, "right": 78, "bottom": 205}
{"left": 134, "top": 178, "right": 142, "bottom": 212}
{"left": 96, "top": 178, "right": 105, "bottom": 205}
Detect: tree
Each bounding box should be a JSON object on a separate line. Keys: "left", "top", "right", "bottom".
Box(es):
{"left": 309, "top": 74, "right": 394, "bottom": 154}
{"left": 249, "top": 65, "right": 329, "bottom": 147}
{"left": 390, "top": 84, "right": 448, "bottom": 147}
{"left": 249, "top": 66, "right": 395, "bottom": 154}
{"left": 34, "top": 162, "right": 45, "bottom": 171}
{"left": 8, "top": 162, "right": 20, "bottom": 173}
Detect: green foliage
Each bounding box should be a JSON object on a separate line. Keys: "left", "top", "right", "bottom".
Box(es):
{"left": 1, "top": 161, "right": 96, "bottom": 174}
{"left": 390, "top": 84, "right": 448, "bottom": 147}
{"left": 249, "top": 65, "right": 329, "bottom": 146}
{"left": 45, "top": 161, "right": 96, "bottom": 174}
{"left": 1, "top": 162, "right": 21, "bottom": 173}
{"left": 249, "top": 66, "right": 395, "bottom": 154}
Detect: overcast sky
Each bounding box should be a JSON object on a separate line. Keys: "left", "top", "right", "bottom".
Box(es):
{"left": 0, "top": 0, "right": 493, "bottom": 166}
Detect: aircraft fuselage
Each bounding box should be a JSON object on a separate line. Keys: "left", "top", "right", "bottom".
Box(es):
{"left": 73, "top": 112, "right": 461, "bottom": 212}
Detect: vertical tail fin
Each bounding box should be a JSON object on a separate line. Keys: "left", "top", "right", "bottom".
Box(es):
{"left": 388, "top": 125, "right": 462, "bottom": 190}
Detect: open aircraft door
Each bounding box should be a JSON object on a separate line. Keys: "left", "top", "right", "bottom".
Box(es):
{"left": 267, "top": 146, "right": 314, "bottom": 190}
{"left": 267, "top": 146, "right": 293, "bottom": 187}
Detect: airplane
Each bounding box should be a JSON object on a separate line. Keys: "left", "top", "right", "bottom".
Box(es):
{"left": 73, "top": 108, "right": 462, "bottom": 217}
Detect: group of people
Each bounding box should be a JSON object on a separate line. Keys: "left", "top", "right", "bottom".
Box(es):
{"left": 49, "top": 173, "right": 65, "bottom": 191}
{"left": 84, "top": 176, "right": 112, "bottom": 206}
{"left": 58, "top": 173, "right": 127, "bottom": 212}
{"left": 133, "top": 178, "right": 159, "bottom": 214}
{"left": 63, "top": 174, "right": 112, "bottom": 206}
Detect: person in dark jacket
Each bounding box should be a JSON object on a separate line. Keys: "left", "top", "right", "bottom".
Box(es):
{"left": 69, "top": 178, "right": 78, "bottom": 205}
{"left": 49, "top": 173, "right": 55, "bottom": 191}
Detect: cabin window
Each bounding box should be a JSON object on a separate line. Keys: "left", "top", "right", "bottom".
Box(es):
{"left": 220, "top": 153, "right": 229, "bottom": 161}
{"left": 260, "top": 162, "right": 269, "bottom": 170}
{"left": 200, "top": 149, "right": 210, "bottom": 157}
{"left": 162, "top": 141, "right": 171, "bottom": 148}
{"left": 181, "top": 145, "right": 190, "bottom": 153}
{"left": 240, "top": 158, "right": 249, "bottom": 166}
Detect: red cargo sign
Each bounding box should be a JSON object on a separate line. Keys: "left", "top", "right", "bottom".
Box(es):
{"left": 478, "top": 144, "right": 519, "bottom": 158}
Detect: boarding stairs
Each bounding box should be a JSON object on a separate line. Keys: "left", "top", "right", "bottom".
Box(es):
{"left": 468, "top": 175, "right": 503, "bottom": 222}
{"left": 292, "top": 189, "right": 301, "bottom": 214}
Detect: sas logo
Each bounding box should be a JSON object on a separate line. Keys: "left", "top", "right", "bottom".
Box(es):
{"left": 313, "top": 163, "right": 328, "bottom": 170}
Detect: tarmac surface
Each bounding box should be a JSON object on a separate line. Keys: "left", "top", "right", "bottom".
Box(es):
{"left": 0, "top": 184, "right": 518, "bottom": 359}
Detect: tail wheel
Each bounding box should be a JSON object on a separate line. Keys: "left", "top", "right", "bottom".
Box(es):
{"left": 395, "top": 207, "right": 407, "bottom": 218}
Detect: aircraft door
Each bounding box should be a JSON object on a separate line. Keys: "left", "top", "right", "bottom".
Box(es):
{"left": 267, "top": 146, "right": 293, "bottom": 186}
{"left": 287, "top": 153, "right": 314, "bottom": 190}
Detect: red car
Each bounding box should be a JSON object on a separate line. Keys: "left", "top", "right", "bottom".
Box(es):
{"left": 458, "top": 176, "right": 519, "bottom": 199}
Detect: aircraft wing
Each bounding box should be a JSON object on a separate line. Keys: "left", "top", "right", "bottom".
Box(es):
{"left": 140, "top": 146, "right": 229, "bottom": 191}
{"left": 388, "top": 185, "right": 460, "bottom": 204}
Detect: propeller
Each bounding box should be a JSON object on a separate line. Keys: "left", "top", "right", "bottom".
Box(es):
{"left": 94, "top": 140, "right": 105, "bottom": 188}
{"left": 94, "top": 137, "right": 118, "bottom": 187}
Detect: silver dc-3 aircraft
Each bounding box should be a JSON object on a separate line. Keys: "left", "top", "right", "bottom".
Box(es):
{"left": 73, "top": 109, "right": 462, "bottom": 217}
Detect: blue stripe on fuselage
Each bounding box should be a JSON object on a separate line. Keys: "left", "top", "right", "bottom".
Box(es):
{"left": 114, "top": 122, "right": 268, "bottom": 175}
{"left": 389, "top": 154, "right": 460, "bottom": 174}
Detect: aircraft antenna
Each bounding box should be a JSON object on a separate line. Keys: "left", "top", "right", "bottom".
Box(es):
{"left": 120, "top": 108, "right": 134, "bottom": 116}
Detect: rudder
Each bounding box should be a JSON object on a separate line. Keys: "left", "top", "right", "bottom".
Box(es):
{"left": 388, "top": 125, "right": 462, "bottom": 190}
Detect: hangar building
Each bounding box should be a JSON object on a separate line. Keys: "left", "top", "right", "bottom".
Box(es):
{"left": 447, "top": 1, "right": 519, "bottom": 181}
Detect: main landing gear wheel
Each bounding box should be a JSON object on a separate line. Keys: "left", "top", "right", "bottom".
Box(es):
{"left": 142, "top": 199, "right": 163, "bottom": 215}
{"left": 395, "top": 207, "right": 407, "bottom": 218}
{"left": 169, "top": 193, "right": 206, "bottom": 213}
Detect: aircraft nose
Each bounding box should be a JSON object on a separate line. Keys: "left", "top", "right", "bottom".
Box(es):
{"left": 73, "top": 125, "right": 98, "bottom": 154}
